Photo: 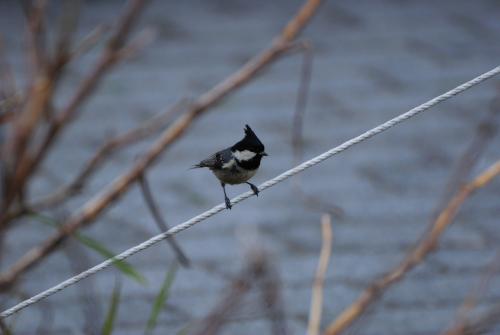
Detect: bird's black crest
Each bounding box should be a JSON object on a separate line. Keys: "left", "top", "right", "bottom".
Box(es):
{"left": 232, "top": 125, "right": 265, "bottom": 153}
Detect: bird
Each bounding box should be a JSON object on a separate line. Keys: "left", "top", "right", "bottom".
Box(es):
{"left": 192, "top": 125, "right": 268, "bottom": 209}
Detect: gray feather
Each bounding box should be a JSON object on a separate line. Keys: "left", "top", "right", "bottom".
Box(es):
{"left": 193, "top": 148, "right": 232, "bottom": 169}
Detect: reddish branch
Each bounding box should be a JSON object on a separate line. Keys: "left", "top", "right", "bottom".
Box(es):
{"left": 0, "top": 0, "right": 323, "bottom": 289}
{"left": 323, "top": 160, "right": 500, "bottom": 335}
{"left": 25, "top": 0, "right": 150, "bottom": 193}
{"left": 30, "top": 100, "right": 186, "bottom": 211}
{"left": 0, "top": 0, "right": 150, "bottom": 222}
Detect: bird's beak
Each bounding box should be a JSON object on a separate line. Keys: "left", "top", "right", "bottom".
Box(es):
{"left": 262, "top": 152, "right": 268, "bottom": 156}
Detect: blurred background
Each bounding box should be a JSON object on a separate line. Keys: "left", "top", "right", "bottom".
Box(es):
{"left": 0, "top": 0, "right": 499, "bottom": 334}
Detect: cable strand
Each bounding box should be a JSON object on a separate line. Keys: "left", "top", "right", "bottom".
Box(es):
{"left": 1, "top": 65, "right": 499, "bottom": 319}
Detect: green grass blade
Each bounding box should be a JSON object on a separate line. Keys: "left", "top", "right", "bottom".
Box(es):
{"left": 176, "top": 323, "right": 191, "bottom": 335}
{"left": 29, "top": 212, "right": 147, "bottom": 285}
{"left": 102, "top": 281, "right": 122, "bottom": 335}
{"left": 76, "top": 234, "right": 148, "bottom": 285}
{"left": 145, "top": 264, "right": 178, "bottom": 334}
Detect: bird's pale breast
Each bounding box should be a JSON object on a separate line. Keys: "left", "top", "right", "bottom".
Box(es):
{"left": 212, "top": 167, "right": 257, "bottom": 185}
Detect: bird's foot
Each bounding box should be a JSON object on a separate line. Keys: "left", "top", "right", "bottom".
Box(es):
{"left": 247, "top": 183, "right": 259, "bottom": 196}
{"left": 225, "top": 196, "right": 232, "bottom": 210}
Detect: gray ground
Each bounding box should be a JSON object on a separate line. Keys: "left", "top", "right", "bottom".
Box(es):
{"left": 1, "top": 0, "right": 500, "bottom": 334}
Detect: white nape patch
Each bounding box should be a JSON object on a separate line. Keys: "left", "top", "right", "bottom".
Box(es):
{"left": 233, "top": 150, "right": 256, "bottom": 161}
{"left": 222, "top": 158, "right": 236, "bottom": 169}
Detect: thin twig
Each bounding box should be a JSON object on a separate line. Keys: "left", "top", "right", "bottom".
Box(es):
{"left": 29, "top": 99, "right": 186, "bottom": 211}
{"left": 1, "top": 1, "right": 77, "bottom": 215}
{"left": 292, "top": 41, "right": 313, "bottom": 165}
{"left": 138, "top": 173, "right": 190, "bottom": 267}
{"left": 13, "top": 0, "right": 150, "bottom": 203}
{"left": 0, "top": 0, "right": 323, "bottom": 289}
{"left": 308, "top": 214, "right": 333, "bottom": 335}
{"left": 4, "top": 1, "right": 51, "bottom": 196}
{"left": 442, "top": 304, "right": 500, "bottom": 335}
{"left": 258, "top": 260, "right": 288, "bottom": 335}
{"left": 0, "top": 35, "right": 18, "bottom": 103}
{"left": 0, "top": 317, "right": 10, "bottom": 335}
{"left": 62, "top": 238, "right": 102, "bottom": 335}
{"left": 71, "top": 24, "right": 111, "bottom": 59}
{"left": 441, "top": 252, "right": 500, "bottom": 335}
{"left": 192, "top": 253, "right": 268, "bottom": 335}
{"left": 115, "top": 27, "right": 157, "bottom": 60}
{"left": 0, "top": 0, "right": 149, "bottom": 227}
{"left": 52, "top": 0, "right": 80, "bottom": 74}
{"left": 290, "top": 41, "right": 343, "bottom": 217}
{"left": 438, "top": 91, "right": 500, "bottom": 208}
{"left": 323, "top": 160, "right": 500, "bottom": 335}
{"left": 21, "top": 0, "right": 48, "bottom": 74}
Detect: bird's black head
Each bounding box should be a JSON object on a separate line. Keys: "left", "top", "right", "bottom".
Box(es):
{"left": 232, "top": 125, "right": 267, "bottom": 157}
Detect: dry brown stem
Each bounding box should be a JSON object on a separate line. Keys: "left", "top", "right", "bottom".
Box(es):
{"left": 290, "top": 41, "right": 343, "bottom": 218}
{"left": 5, "top": 1, "right": 50, "bottom": 197}
{"left": 27, "top": 0, "right": 150, "bottom": 186}
{"left": 292, "top": 41, "right": 313, "bottom": 165}
{"left": 323, "top": 160, "right": 500, "bottom": 335}
{"left": 71, "top": 25, "right": 111, "bottom": 59}
{"left": 438, "top": 92, "right": 499, "bottom": 208}
{"left": 0, "top": 35, "right": 17, "bottom": 101}
{"left": 442, "top": 304, "right": 500, "bottom": 335}
{"left": 0, "top": 0, "right": 149, "bottom": 226}
{"left": 30, "top": 100, "right": 186, "bottom": 211}
{"left": 0, "top": 0, "right": 323, "bottom": 289}
{"left": 441, "top": 252, "right": 500, "bottom": 335}
{"left": 258, "top": 259, "right": 288, "bottom": 335}
{"left": 308, "top": 214, "right": 333, "bottom": 335}
{"left": 192, "top": 252, "right": 269, "bottom": 335}
{"left": 21, "top": 0, "right": 48, "bottom": 73}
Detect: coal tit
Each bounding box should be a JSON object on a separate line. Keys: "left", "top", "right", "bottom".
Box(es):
{"left": 193, "top": 125, "right": 268, "bottom": 209}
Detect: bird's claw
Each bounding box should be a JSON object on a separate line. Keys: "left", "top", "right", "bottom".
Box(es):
{"left": 249, "top": 184, "right": 259, "bottom": 196}
{"left": 225, "top": 197, "right": 232, "bottom": 210}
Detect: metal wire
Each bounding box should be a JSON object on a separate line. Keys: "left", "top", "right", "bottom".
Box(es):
{"left": 2, "top": 65, "right": 499, "bottom": 319}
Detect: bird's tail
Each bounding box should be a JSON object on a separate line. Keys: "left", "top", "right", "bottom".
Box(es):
{"left": 190, "top": 163, "right": 205, "bottom": 169}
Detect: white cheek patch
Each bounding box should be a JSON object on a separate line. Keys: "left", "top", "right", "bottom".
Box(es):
{"left": 233, "top": 150, "right": 256, "bottom": 161}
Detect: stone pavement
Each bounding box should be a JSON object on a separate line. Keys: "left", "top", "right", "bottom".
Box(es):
{"left": 1, "top": 0, "right": 499, "bottom": 334}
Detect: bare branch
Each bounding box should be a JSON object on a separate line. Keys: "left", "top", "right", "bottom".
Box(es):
{"left": 21, "top": 0, "right": 150, "bottom": 196}
{"left": 115, "top": 27, "right": 157, "bottom": 61}
{"left": 292, "top": 41, "right": 313, "bottom": 165}
{"left": 0, "top": 35, "right": 17, "bottom": 101}
{"left": 138, "top": 173, "right": 190, "bottom": 267}
{"left": 21, "top": 0, "right": 48, "bottom": 74}
{"left": 192, "top": 253, "right": 268, "bottom": 335}
{"left": 0, "top": 0, "right": 150, "bottom": 226}
{"left": 0, "top": 317, "right": 11, "bottom": 335}
{"left": 308, "top": 214, "right": 333, "bottom": 335}
{"left": 290, "top": 41, "right": 343, "bottom": 218}
{"left": 323, "top": 160, "right": 500, "bottom": 335}
{"left": 52, "top": 0, "right": 81, "bottom": 70}
{"left": 258, "top": 259, "right": 288, "bottom": 335}
{"left": 71, "top": 24, "right": 111, "bottom": 59}
{"left": 441, "top": 252, "right": 500, "bottom": 335}
{"left": 442, "top": 304, "right": 500, "bottom": 335}
{"left": 29, "top": 100, "right": 186, "bottom": 211}
{"left": 437, "top": 90, "right": 500, "bottom": 208}
{"left": 0, "top": 0, "right": 323, "bottom": 289}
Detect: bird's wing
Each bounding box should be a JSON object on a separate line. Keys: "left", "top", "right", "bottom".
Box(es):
{"left": 193, "top": 148, "right": 232, "bottom": 169}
